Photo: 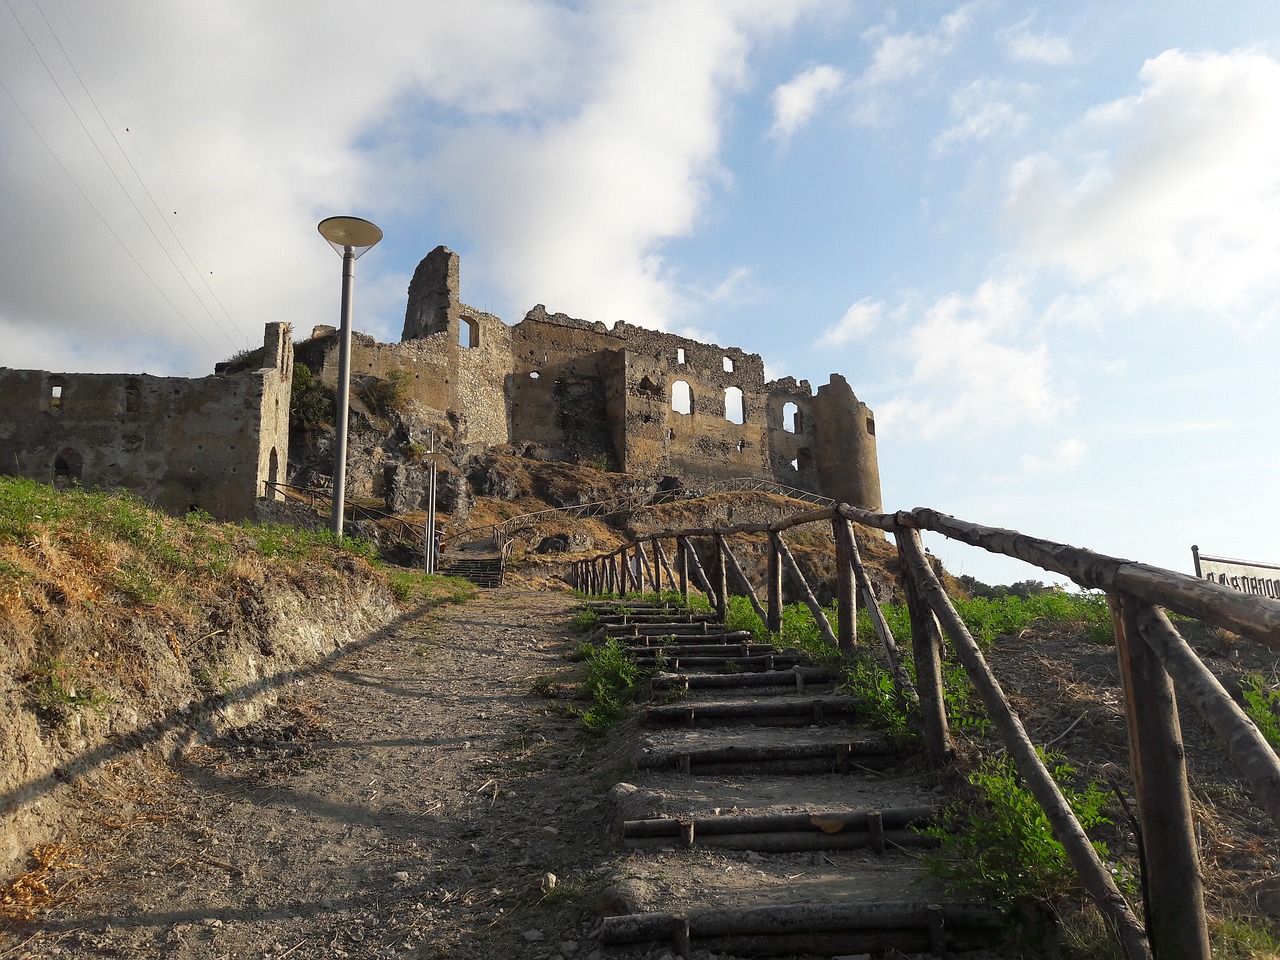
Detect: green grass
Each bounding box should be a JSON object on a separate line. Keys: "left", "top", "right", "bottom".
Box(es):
{"left": 384, "top": 569, "right": 477, "bottom": 607}
{"left": 578, "top": 637, "right": 645, "bottom": 732}
{"left": 917, "top": 753, "right": 1121, "bottom": 903}
{"left": 1240, "top": 672, "right": 1280, "bottom": 748}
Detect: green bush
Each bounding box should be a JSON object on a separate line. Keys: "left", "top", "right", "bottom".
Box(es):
{"left": 579, "top": 638, "right": 643, "bottom": 732}
{"left": 290, "top": 363, "right": 333, "bottom": 430}
{"left": 1241, "top": 673, "right": 1280, "bottom": 748}
{"left": 918, "top": 753, "right": 1118, "bottom": 902}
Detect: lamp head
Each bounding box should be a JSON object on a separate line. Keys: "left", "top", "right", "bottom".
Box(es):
{"left": 318, "top": 216, "right": 383, "bottom": 258}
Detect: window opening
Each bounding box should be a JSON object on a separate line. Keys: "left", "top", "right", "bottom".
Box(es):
{"left": 736, "top": 439, "right": 746, "bottom": 453}
{"left": 866, "top": 416, "right": 876, "bottom": 436}
{"left": 723, "top": 356, "right": 734, "bottom": 373}
{"left": 724, "top": 386, "right": 744, "bottom": 425}
{"left": 671, "top": 380, "right": 692, "bottom": 415}
{"left": 48, "top": 378, "right": 65, "bottom": 413}
{"left": 782, "top": 401, "right": 799, "bottom": 434}
{"left": 52, "top": 448, "right": 82, "bottom": 487}
{"left": 459, "top": 316, "right": 479, "bottom": 348}
{"left": 676, "top": 348, "right": 686, "bottom": 365}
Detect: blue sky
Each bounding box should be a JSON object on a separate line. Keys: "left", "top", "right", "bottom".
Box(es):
{"left": 2, "top": 1, "right": 1277, "bottom": 586}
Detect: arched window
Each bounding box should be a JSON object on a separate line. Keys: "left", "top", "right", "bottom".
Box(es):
{"left": 267, "top": 447, "right": 280, "bottom": 497}
{"left": 52, "top": 448, "right": 83, "bottom": 487}
{"left": 724, "top": 386, "right": 744, "bottom": 425}
{"left": 671, "top": 380, "right": 692, "bottom": 415}
{"left": 782, "top": 401, "right": 800, "bottom": 433}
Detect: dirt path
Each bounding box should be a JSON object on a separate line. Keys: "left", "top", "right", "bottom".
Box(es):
{"left": 3, "top": 588, "right": 633, "bottom": 960}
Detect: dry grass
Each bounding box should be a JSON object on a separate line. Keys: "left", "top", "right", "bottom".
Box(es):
{"left": 0, "top": 844, "right": 85, "bottom": 926}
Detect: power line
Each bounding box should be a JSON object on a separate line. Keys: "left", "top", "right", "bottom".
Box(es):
{"left": 32, "top": 0, "right": 249, "bottom": 349}
{"left": 4, "top": 0, "right": 247, "bottom": 352}
{"left": 0, "top": 70, "right": 219, "bottom": 355}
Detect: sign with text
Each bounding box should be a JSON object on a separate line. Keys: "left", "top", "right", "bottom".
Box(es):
{"left": 1192, "top": 546, "right": 1280, "bottom": 599}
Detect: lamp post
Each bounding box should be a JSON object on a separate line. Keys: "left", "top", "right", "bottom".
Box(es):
{"left": 317, "top": 216, "right": 382, "bottom": 539}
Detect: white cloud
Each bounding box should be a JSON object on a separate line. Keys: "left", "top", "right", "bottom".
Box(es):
{"left": 997, "top": 20, "right": 1073, "bottom": 66}
{"left": 768, "top": 64, "right": 846, "bottom": 142}
{"left": 0, "top": 0, "right": 823, "bottom": 375}
{"left": 932, "top": 79, "right": 1030, "bottom": 154}
{"left": 1005, "top": 48, "right": 1280, "bottom": 325}
{"left": 818, "top": 298, "right": 883, "bottom": 346}
{"left": 1021, "top": 437, "right": 1086, "bottom": 475}
{"left": 852, "top": 4, "right": 975, "bottom": 125}
{"left": 879, "top": 277, "right": 1073, "bottom": 437}
{"left": 709, "top": 266, "right": 753, "bottom": 303}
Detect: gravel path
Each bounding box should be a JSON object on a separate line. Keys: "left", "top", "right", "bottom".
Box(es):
{"left": 3, "top": 588, "right": 629, "bottom": 960}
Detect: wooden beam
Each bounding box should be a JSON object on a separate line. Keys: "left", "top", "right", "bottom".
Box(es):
{"left": 713, "top": 536, "right": 729, "bottom": 622}
{"left": 718, "top": 535, "right": 768, "bottom": 626}
{"left": 896, "top": 529, "right": 1150, "bottom": 960}
{"left": 770, "top": 531, "right": 839, "bottom": 649}
{"left": 832, "top": 516, "right": 858, "bottom": 654}
{"left": 1136, "top": 604, "right": 1280, "bottom": 831}
{"left": 767, "top": 539, "right": 782, "bottom": 634}
{"left": 1111, "top": 594, "right": 1209, "bottom": 960}
{"left": 894, "top": 529, "right": 952, "bottom": 767}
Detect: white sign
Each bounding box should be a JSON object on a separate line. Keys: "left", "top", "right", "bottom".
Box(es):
{"left": 1193, "top": 546, "right": 1280, "bottom": 599}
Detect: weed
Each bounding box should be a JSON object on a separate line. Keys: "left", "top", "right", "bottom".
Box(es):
{"left": 571, "top": 608, "right": 600, "bottom": 632}
{"left": 579, "top": 638, "right": 644, "bottom": 732}
{"left": 1210, "top": 915, "right": 1280, "bottom": 959}
{"left": 386, "top": 570, "right": 476, "bottom": 607}
{"left": 527, "top": 675, "right": 562, "bottom": 698}
{"left": 28, "top": 658, "right": 112, "bottom": 720}
{"left": 1240, "top": 673, "right": 1280, "bottom": 748}
{"left": 842, "top": 653, "right": 914, "bottom": 743}
{"left": 917, "top": 752, "right": 1118, "bottom": 903}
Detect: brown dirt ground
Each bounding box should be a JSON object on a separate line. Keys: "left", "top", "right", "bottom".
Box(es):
{"left": 2, "top": 587, "right": 1277, "bottom": 960}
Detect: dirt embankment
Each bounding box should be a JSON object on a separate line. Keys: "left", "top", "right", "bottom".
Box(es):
{"left": 0, "top": 485, "right": 404, "bottom": 882}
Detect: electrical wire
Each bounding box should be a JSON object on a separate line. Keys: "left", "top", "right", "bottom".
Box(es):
{"left": 3, "top": 0, "right": 246, "bottom": 352}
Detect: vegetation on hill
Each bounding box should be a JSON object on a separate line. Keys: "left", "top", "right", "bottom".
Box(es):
{"left": 0, "top": 477, "right": 471, "bottom": 883}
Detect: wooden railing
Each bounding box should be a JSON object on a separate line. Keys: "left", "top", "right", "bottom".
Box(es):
{"left": 441, "top": 476, "right": 834, "bottom": 550}
{"left": 570, "top": 502, "right": 1280, "bottom": 960}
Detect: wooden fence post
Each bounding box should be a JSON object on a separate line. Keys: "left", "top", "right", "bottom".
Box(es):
{"left": 654, "top": 538, "right": 678, "bottom": 597}
{"left": 770, "top": 531, "right": 839, "bottom": 649}
{"left": 894, "top": 528, "right": 953, "bottom": 767}
{"left": 718, "top": 535, "right": 768, "bottom": 626}
{"left": 897, "top": 528, "right": 1150, "bottom": 960}
{"left": 676, "top": 537, "right": 689, "bottom": 603}
{"left": 1111, "top": 593, "right": 1210, "bottom": 960}
{"left": 713, "top": 536, "right": 729, "bottom": 622}
{"left": 832, "top": 515, "right": 858, "bottom": 655}
{"left": 650, "top": 538, "right": 663, "bottom": 593}
{"left": 682, "top": 538, "right": 720, "bottom": 611}
{"left": 767, "top": 539, "right": 782, "bottom": 635}
{"left": 637, "top": 540, "right": 655, "bottom": 593}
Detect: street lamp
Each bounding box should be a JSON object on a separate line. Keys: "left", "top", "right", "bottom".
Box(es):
{"left": 317, "top": 216, "right": 382, "bottom": 538}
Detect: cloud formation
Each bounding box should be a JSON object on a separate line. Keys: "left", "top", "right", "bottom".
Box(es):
{"left": 1005, "top": 48, "right": 1280, "bottom": 324}
{"left": 768, "top": 64, "right": 846, "bottom": 142}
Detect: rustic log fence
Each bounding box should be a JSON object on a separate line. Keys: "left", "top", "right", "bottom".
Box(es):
{"left": 569, "top": 502, "right": 1280, "bottom": 960}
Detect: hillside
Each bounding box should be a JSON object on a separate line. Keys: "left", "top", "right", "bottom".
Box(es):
{"left": 0, "top": 477, "right": 472, "bottom": 881}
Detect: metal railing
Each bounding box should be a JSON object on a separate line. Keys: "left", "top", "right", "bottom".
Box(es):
{"left": 569, "top": 502, "right": 1280, "bottom": 960}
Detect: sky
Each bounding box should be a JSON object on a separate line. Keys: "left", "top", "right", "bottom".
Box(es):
{"left": 2, "top": 0, "right": 1278, "bottom": 588}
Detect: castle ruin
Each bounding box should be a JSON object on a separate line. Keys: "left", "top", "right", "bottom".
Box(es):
{"left": 297, "top": 246, "right": 882, "bottom": 511}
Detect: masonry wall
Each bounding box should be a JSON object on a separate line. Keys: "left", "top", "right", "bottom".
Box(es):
{"left": 0, "top": 324, "right": 293, "bottom": 520}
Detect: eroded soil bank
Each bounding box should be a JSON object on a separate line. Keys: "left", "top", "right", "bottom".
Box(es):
{"left": 2, "top": 588, "right": 641, "bottom": 960}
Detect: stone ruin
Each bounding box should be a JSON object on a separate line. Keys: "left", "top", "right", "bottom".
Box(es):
{"left": 0, "top": 246, "right": 882, "bottom": 521}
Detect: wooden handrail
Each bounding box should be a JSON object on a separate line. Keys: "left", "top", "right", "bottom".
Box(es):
{"left": 573, "top": 499, "right": 1280, "bottom": 960}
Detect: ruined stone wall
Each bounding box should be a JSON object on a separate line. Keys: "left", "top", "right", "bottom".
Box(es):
{"left": 0, "top": 324, "right": 293, "bottom": 520}
{"left": 811, "top": 373, "right": 882, "bottom": 512}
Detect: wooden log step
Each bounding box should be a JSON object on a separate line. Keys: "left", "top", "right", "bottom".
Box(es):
{"left": 635, "top": 738, "right": 896, "bottom": 771}
{"left": 594, "top": 612, "right": 719, "bottom": 623}
{"left": 652, "top": 667, "right": 836, "bottom": 690}
{"left": 602, "top": 623, "right": 744, "bottom": 637}
{"left": 622, "top": 827, "right": 937, "bottom": 853}
{"left": 622, "top": 804, "right": 935, "bottom": 838}
{"left": 642, "top": 654, "right": 804, "bottom": 672}
{"left": 628, "top": 642, "right": 776, "bottom": 656}
{"left": 641, "top": 697, "right": 859, "bottom": 726}
{"left": 600, "top": 900, "right": 1005, "bottom": 945}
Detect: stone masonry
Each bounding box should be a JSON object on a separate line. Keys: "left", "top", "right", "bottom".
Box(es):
{"left": 296, "top": 247, "right": 882, "bottom": 511}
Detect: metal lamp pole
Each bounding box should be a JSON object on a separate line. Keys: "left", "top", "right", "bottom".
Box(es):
{"left": 317, "top": 216, "right": 382, "bottom": 539}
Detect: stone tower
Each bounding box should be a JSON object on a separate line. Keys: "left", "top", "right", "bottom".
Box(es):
{"left": 402, "top": 245, "right": 459, "bottom": 340}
